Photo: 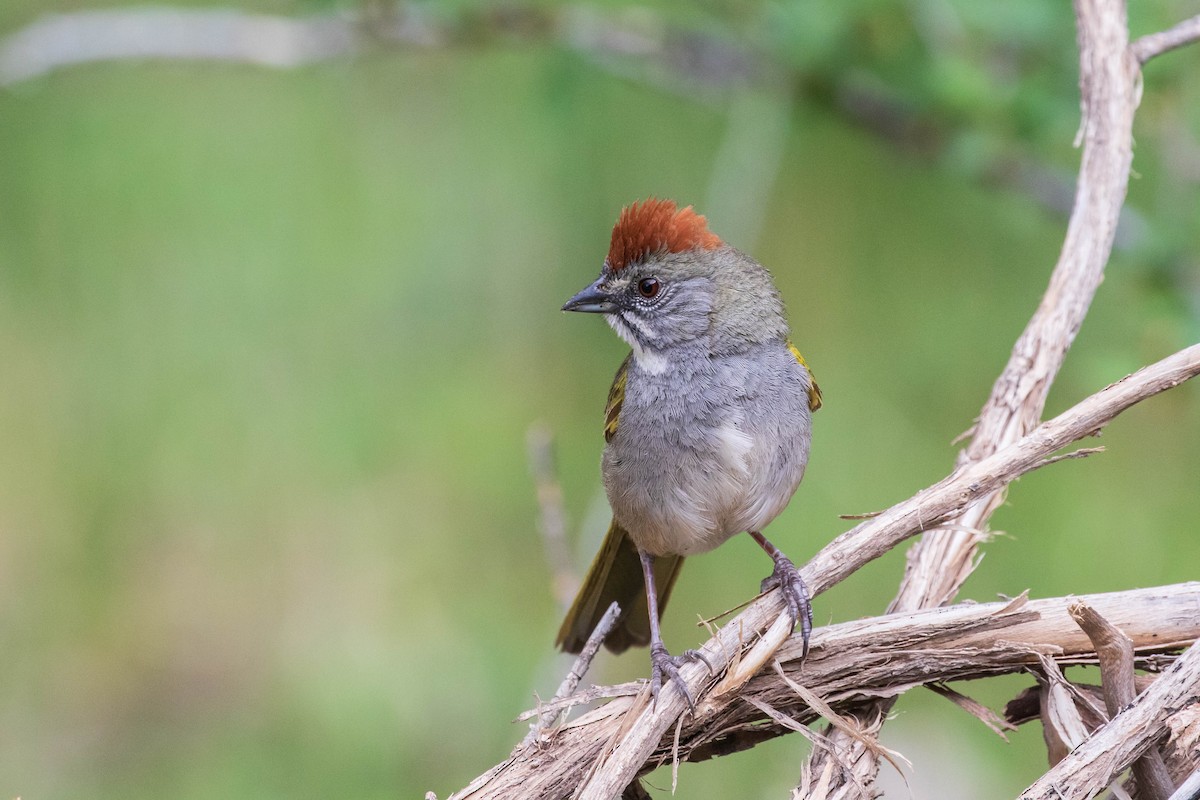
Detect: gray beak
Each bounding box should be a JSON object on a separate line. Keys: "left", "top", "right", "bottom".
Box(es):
{"left": 562, "top": 277, "right": 616, "bottom": 313}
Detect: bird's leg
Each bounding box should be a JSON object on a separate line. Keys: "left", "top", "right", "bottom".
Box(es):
{"left": 749, "top": 530, "right": 813, "bottom": 656}
{"left": 638, "top": 549, "right": 709, "bottom": 711}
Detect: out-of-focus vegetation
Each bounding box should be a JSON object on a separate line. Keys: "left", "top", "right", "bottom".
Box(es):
{"left": 0, "top": 1, "right": 1196, "bottom": 798}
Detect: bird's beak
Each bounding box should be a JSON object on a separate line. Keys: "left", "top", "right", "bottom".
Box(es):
{"left": 562, "top": 277, "right": 616, "bottom": 314}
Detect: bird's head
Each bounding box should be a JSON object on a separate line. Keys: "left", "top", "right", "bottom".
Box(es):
{"left": 563, "top": 199, "right": 787, "bottom": 361}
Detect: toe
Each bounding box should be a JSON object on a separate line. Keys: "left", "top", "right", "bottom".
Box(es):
{"left": 650, "top": 645, "right": 696, "bottom": 711}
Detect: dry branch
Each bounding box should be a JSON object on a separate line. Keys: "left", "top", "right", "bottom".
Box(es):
{"left": 680, "top": 585, "right": 1200, "bottom": 765}
{"left": 1072, "top": 602, "right": 1175, "bottom": 800}
{"left": 1017, "top": 640, "right": 1200, "bottom": 800}
{"left": 445, "top": 333, "right": 1200, "bottom": 800}
{"left": 447, "top": 584, "right": 1200, "bottom": 799}
{"left": 441, "top": 0, "right": 1200, "bottom": 792}
{"left": 801, "top": 0, "right": 1182, "bottom": 790}
{"left": 1131, "top": 14, "right": 1200, "bottom": 64}
{"left": 552, "top": 342, "right": 1200, "bottom": 800}
{"left": 521, "top": 601, "right": 621, "bottom": 748}
{"left": 884, "top": 0, "right": 1138, "bottom": 613}
{"left": 1003, "top": 680, "right": 1200, "bottom": 787}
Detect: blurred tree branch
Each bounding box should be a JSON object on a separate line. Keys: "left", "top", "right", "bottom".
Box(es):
{"left": 6, "top": 3, "right": 1199, "bottom": 268}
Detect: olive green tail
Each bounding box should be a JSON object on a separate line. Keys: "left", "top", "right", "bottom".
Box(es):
{"left": 556, "top": 519, "right": 685, "bottom": 655}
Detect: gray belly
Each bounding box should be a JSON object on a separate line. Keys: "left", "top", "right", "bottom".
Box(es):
{"left": 601, "top": 347, "right": 813, "bottom": 557}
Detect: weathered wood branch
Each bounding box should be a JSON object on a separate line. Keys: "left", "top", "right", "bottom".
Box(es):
{"left": 441, "top": 1, "right": 1200, "bottom": 795}
{"left": 1131, "top": 14, "right": 1200, "bottom": 64}
{"left": 663, "top": 584, "right": 1200, "bottom": 767}
{"left": 445, "top": 345, "right": 1200, "bottom": 799}
{"left": 566, "top": 342, "right": 1200, "bottom": 800}
{"left": 1017, "top": 640, "right": 1200, "bottom": 800}
{"left": 448, "top": 583, "right": 1200, "bottom": 799}
{"left": 801, "top": 0, "right": 1190, "bottom": 792}
{"left": 1071, "top": 602, "right": 1175, "bottom": 800}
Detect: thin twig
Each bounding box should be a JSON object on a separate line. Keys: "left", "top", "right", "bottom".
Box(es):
{"left": 448, "top": 582, "right": 1200, "bottom": 798}
{"left": 526, "top": 422, "right": 577, "bottom": 613}
{"left": 1132, "top": 14, "right": 1200, "bottom": 64}
{"left": 520, "top": 601, "right": 622, "bottom": 747}
{"left": 514, "top": 680, "right": 641, "bottom": 722}
{"left": 800, "top": 0, "right": 1150, "bottom": 788}
{"left": 1035, "top": 446, "right": 1105, "bottom": 469}
{"left": 1070, "top": 602, "right": 1174, "bottom": 800}
{"left": 927, "top": 683, "right": 1017, "bottom": 740}
{"left": 1017, "top": 640, "right": 1200, "bottom": 800}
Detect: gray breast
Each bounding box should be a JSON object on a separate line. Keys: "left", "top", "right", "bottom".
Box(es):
{"left": 602, "top": 342, "right": 812, "bottom": 557}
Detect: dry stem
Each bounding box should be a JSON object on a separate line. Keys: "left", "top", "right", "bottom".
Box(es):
{"left": 1071, "top": 602, "right": 1174, "bottom": 799}
{"left": 452, "top": 583, "right": 1200, "bottom": 799}
{"left": 1017, "top": 641, "right": 1200, "bottom": 800}
{"left": 445, "top": 337, "right": 1200, "bottom": 799}
{"left": 801, "top": 0, "right": 1188, "bottom": 791}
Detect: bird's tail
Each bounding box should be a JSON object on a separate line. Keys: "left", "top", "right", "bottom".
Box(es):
{"left": 556, "top": 519, "right": 684, "bottom": 654}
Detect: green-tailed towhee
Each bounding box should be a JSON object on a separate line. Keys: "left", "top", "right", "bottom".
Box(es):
{"left": 557, "top": 199, "right": 821, "bottom": 706}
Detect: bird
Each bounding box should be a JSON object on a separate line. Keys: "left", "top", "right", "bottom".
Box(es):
{"left": 557, "top": 198, "right": 821, "bottom": 707}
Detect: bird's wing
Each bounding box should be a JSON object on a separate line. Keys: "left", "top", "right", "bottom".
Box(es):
{"left": 603, "top": 353, "right": 632, "bottom": 442}
{"left": 787, "top": 341, "right": 823, "bottom": 412}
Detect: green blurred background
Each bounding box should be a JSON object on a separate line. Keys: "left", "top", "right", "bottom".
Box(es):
{"left": 0, "top": 1, "right": 1197, "bottom": 797}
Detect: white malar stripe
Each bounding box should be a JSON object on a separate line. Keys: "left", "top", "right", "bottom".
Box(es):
{"left": 620, "top": 311, "right": 658, "bottom": 340}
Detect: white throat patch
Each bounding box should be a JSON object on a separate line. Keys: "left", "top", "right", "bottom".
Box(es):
{"left": 631, "top": 346, "right": 668, "bottom": 374}
{"left": 605, "top": 313, "right": 669, "bottom": 375}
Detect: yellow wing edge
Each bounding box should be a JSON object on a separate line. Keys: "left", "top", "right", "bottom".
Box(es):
{"left": 787, "top": 341, "right": 823, "bottom": 412}
{"left": 603, "top": 353, "right": 631, "bottom": 442}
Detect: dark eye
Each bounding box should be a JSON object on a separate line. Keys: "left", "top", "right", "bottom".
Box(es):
{"left": 636, "top": 277, "right": 661, "bottom": 299}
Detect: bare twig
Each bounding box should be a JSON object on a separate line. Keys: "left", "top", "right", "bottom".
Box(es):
{"left": 802, "top": 0, "right": 1165, "bottom": 788}
{"left": 1132, "top": 14, "right": 1200, "bottom": 64}
{"left": 520, "top": 601, "right": 621, "bottom": 747}
{"left": 1034, "top": 446, "right": 1105, "bottom": 469}
{"left": 1070, "top": 602, "right": 1174, "bottom": 800}
{"left": 927, "top": 683, "right": 1016, "bottom": 740}
{"left": 1017, "top": 640, "right": 1200, "bottom": 800}
{"left": 447, "top": 582, "right": 1200, "bottom": 798}
{"left": 514, "top": 682, "right": 641, "bottom": 723}
{"left": 526, "top": 423, "right": 577, "bottom": 613}
{"left": 882, "top": 0, "right": 1137, "bottom": 616}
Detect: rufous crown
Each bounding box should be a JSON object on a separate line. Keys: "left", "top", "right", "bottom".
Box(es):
{"left": 607, "top": 199, "right": 722, "bottom": 272}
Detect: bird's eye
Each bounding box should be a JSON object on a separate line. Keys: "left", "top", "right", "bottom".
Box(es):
{"left": 636, "top": 278, "right": 661, "bottom": 299}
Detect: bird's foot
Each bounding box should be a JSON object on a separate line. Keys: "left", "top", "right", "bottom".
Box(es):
{"left": 649, "top": 643, "right": 712, "bottom": 711}
{"left": 760, "top": 554, "right": 814, "bottom": 656}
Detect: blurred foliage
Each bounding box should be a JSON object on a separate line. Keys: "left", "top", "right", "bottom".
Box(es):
{"left": 0, "top": 1, "right": 1197, "bottom": 799}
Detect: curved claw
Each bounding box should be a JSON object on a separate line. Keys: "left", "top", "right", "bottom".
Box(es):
{"left": 649, "top": 642, "right": 700, "bottom": 711}
{"left": 681, "top": 647, "right": 717, "bottom": 676}
{"left": 761, "top": 555, "right": 814, "bottom": 656}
